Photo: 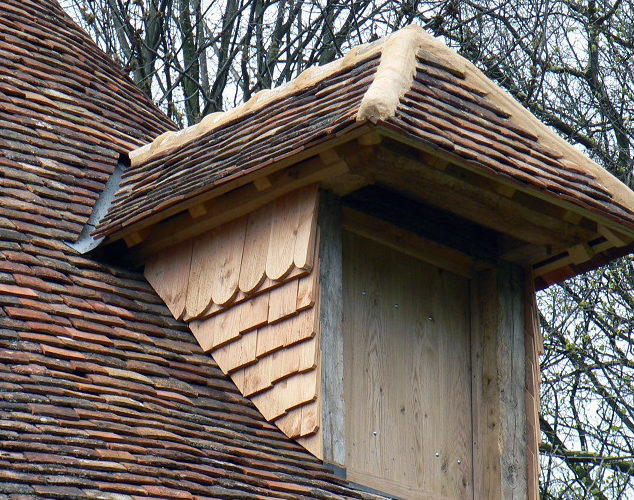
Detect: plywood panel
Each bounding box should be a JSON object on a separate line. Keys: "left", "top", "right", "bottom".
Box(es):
{"left": 343, "top": 232, "right": 473, "bottom": 499}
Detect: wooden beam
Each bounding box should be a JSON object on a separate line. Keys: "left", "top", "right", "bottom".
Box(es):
{"left": 377, "top": 126, "right": 634, "bottom": 240}
{"left": 123, "top": 227, "right": 150, "bottom": 248}
{"left": 533, "top": 238, "right": 613, "bottom": 278}
{"left": 357, "top": 131, "right": 382, "bottom": 146}
{"left": 103, "top": 125, "right": 371, "bottom": 245}
{"left": 342, "top": 207, "right": 474, "bottom": 278}
{"left": 319, "top": 191, "right": 345, "bottom": 466}
{"left": 568, "top": 242, "right": 593, "bottom": 265}
{"left": 134, "top": 157, "right": 348, "bottom": 259}
{"left": 188, "top": 203, "right": 207, "bottom": 218}
{"left": 319, "top": 148, "right": 342, "bottom": 165}
{"left": 372, "top": 145, "right": 596, "bottom": 249}
{"left": 253, "top": 176, "right": 272, "bottom": 191}
{"left": 342, "top": 184, "right": 498, "bottom": 263}
{"left": 471, "top": 263, "right": 528, "bottom": 500}
{"left": 598, "top": 224, "right": 629, "bottom": 248}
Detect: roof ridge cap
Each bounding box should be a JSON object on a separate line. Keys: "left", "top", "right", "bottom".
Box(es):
{"left": 129, "top": 36, "right": 386, "bottom": 167}
{"left": 356, "top": 24, "right": 436, "bottom": 122}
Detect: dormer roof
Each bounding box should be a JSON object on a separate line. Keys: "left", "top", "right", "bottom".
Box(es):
{"left": 94, "top": 25, "right": 634, "bottom": 253}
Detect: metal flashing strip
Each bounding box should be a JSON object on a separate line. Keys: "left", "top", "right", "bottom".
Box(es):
{"left": 323, "top": 464, "right": 403, "bottom": 500}
{"left": 66, "top": 155, "right": 128, "bottom": 254}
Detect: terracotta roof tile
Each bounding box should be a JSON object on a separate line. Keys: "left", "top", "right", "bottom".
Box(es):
{"left": 0, "top": 0, "right": 378, "bottom": 497}
{"left": 97, "top": 26, "right": 634, "bottom": 242}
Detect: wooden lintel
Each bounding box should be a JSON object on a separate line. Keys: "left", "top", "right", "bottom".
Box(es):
{"left": 188, "top": 203, "right": 207, "bottom": 218}
{"left": 357, "top": 131, "right": 382, "bottom": 146}
{"left": 342, "top": 207, "right": 474, "bottom": 278}
{"left": 598, "top": 224, "right": 629, "bottom": 247}
{"left": 135, "top": 157, "right": 349, "bottom": 259}
{"left": 253, "top": 176, "right": 272, "bottom": 191}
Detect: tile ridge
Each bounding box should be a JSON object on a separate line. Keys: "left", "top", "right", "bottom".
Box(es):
{"left": 129, "top": 36, "right": 386, "bottom": 168}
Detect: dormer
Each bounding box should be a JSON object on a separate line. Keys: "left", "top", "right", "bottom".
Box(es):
{"left": 87, "top": 26, "right": 634, "bottom": 500}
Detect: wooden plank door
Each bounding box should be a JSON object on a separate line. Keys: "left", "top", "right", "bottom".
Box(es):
{"left": 343, "top": 231, "right": 473, "bottom": 499}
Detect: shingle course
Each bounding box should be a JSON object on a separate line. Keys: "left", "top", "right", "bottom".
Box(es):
{"left": 0, "top": 0, "right": 378, "bottom": 497}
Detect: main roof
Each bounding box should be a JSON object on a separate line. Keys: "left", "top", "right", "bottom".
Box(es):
{"left": 0, "top": 0, "right": 379, "bottom": 497}
{"left": 94, "top": 25, "right": 634, "bottom": 242}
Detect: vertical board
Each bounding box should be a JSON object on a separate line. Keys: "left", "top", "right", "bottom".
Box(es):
{"left": 343, "top": 232, "right": 473, "bottom": 499}
{"left": 319, "top": 193, "right": 345, "bottom": 466}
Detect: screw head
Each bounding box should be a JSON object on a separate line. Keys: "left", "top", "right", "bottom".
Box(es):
{"left": 457, "top": 459, "right": 462, "bottom": 465}
{"left": 372, "top": 431, "right": 377, "bottom": 436}
{"left": 435, "top": 452, "right": 440, "bottom": 458}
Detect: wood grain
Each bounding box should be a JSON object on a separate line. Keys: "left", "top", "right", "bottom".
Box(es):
{"left": 185, "top": 231, "right": 216, "bottom": 319}
{"left": 266, "top": 189, "right": 301, "bottom": 280}
{"left": 242, "top": 354, "right": 273, "bottom": 397}
{"left": 294, "top": 185, "right": 319, "bottom": 270}
{"left": 209, "top": 216, "right": 247, "bottom": 306}
{"left": 239, "top": 204, "right": 274, "bottom": 294}
{"left": 211, "top": 329, "right": 258, "bottom": 374}
{"left": 268, "top": 279, "right": 299, "bottom": 324}
{"left": 238, "top": 293, "right": 270, "bottom": 333}
{"left": 343, "top": 232, "right": 473, "bottom": 498}
{"left": 144, "top": 239, "right": 192, "bottom": 320}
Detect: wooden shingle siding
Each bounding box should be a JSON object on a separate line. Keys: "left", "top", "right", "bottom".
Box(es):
{"left": 144, "top": 185, "right": 324, "bottom": 451}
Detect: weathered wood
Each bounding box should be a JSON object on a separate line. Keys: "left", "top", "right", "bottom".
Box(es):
{"left": 319, "top": 191, "right": 345, "bottom": 466}
{"left": 471, "top": 263, "right": 528, "bottom": 500}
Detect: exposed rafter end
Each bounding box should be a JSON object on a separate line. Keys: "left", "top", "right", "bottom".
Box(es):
{"left": 598, "top": 224, "right": 630, "bottom": 247}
